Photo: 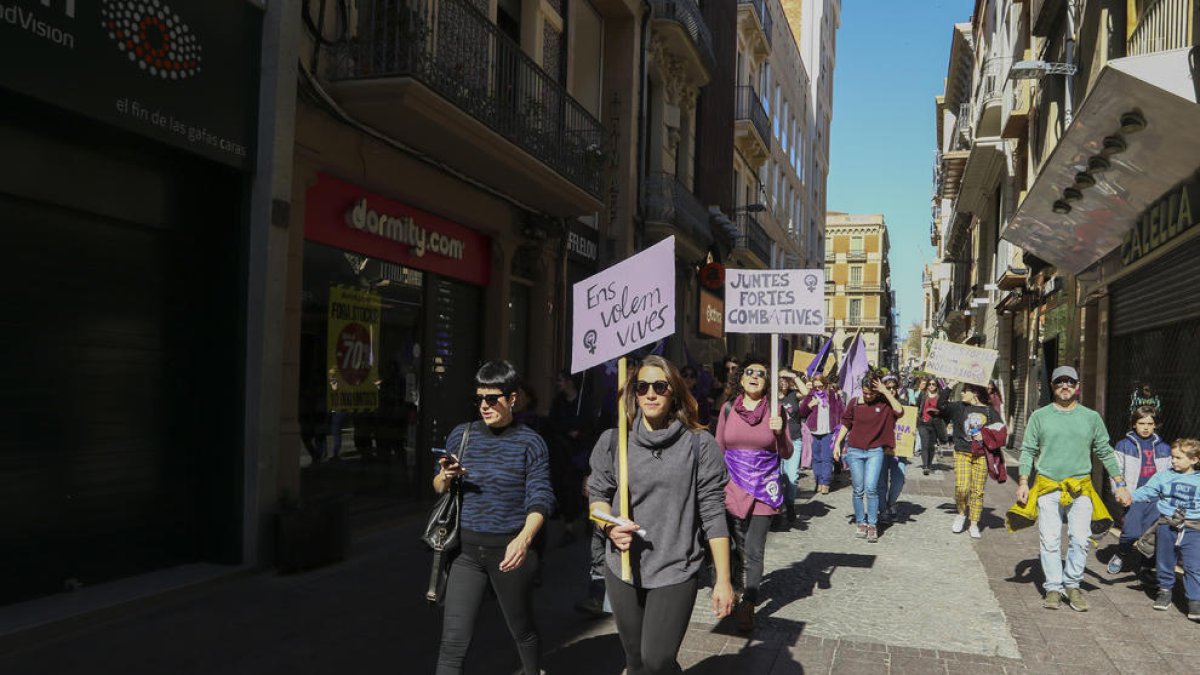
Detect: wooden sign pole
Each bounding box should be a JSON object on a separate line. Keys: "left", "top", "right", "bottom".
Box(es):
{"left": 618, "top": 356, "right": 632, "bottom": 582}
{"left": 770, "top": 333, "right": 781, "bottom": 416}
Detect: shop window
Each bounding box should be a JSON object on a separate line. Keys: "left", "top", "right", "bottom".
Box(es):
{"left": 298, "top": 242, "right": 427, "bottom": 502}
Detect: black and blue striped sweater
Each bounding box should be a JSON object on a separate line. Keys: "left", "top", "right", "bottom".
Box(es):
{"left": 443, "top": 421, "right": 556, "bottom": 535}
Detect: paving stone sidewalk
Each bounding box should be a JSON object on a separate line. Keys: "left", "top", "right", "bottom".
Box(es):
{"left": 3, "top": 452, "right": 1199, "bottom": 674}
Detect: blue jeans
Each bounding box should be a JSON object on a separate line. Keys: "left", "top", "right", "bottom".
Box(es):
{"left": 877, "top": 455, "right": 907, "bottom": 510}
{"left": 781, "top": 439, "right": 802, "bottom": 511}
{"left": 1037, "top": 490, "right": 1093, "bottom": 592}
{"left": 1156, "top": 523, "right": 1200, "bottom": 600}
{"left": 1119, "top": 500, "right": 1159, "bottom": 546}
{"left": 846, "top": 447, "right": 884, "bottom": 525}
{"left": 811, "top": 433, "right": 835, "bottom": 487}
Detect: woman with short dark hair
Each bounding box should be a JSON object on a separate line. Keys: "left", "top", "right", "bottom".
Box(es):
{"left": 434, "top": 361, "right": 555, "bottom": 675}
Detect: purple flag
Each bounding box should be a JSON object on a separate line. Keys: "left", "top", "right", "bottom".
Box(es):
{"left": 839, "top": 334, "right": 869, "bottom": 401}
{"left": 806, "top": 337, "right": 833, "bottom": 378}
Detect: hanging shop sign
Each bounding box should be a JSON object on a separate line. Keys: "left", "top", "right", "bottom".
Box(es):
{"left": 699, "top": 289, "right": 724, "bottom": 338}
{"left": 1121, "top": 174, "right": 1198, "bottom": 266}
{"left": 327, "top": 285, "right": 381, "bottom": 413}
{"left": 304, "top": 173, "right": 491, "bottom": 286}
{"left": 566, "top": 220, "right": 600, "bottom": 265}
{"left": 699, "top": 262, "right": 725, "bottom": 291}
{"left": 0, "top": 0, "right": 261, "bottom": 168}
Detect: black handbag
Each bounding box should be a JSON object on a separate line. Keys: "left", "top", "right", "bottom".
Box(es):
{"left": 422, "top": 422, "right": 471, "bottom": 604}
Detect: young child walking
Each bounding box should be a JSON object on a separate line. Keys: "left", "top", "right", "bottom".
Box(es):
{"left": 1130, "top": 438, "right": 1200, "bottom": 620}
{"left": 1107, "top": 405, "right": 1172, "bottom": 575}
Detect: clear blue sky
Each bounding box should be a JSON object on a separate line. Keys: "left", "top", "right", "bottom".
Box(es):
{"left": 826, "top": 1, "right": 971, "bottom": 337}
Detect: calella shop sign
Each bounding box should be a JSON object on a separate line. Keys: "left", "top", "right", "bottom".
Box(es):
{"left": 305, "top": 173, "right": 491, "bottom": 286}
{"left": 1121, "top": 174, "right": 1197, "bottom": 265}
{"left": 0, "top": 0, "right": 261, "bottom": 168}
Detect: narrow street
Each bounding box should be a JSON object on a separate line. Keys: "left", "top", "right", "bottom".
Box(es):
{"left": 3, "top": 449, "right": 1196, "bottom": 674}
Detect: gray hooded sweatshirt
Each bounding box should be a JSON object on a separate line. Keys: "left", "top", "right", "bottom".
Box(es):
{"left": 588, "top": 415, "right": 729, "bottom": 589}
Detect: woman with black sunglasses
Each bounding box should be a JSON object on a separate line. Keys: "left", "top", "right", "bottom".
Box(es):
{"left": 588, "top": 355, "right": 734, "bottom": 675}
{"left": 433, "top": 361, "right": 555, "bottom": 675}
{"left": 716, "top": 354, "right": 792, "bottom": 632}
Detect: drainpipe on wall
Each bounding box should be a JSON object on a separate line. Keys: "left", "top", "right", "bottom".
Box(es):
{"left": 1064, "top": 0, "right": 1076, "bottom": 128}
{"left": 635, "top": 1, "right": 652, "bottom": 252}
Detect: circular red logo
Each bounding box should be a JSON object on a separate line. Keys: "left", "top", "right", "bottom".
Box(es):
{"left": 334, "top": 322, "right": 374, "bottom": 385}
{"left": 700, "top": 262, "right": 725, "bottom": 290}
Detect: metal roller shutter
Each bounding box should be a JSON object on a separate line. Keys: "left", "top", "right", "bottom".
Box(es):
{"left": 1110, "top": 235, "right": 1200, "bottom": 336}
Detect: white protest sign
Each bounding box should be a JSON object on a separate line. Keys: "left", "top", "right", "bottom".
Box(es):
{"left": 723, "top": 269, "right": 826, "bottom": 334}
{"left": 571, "top": 237, "right": 676, "bottom": 373}
{"left": 924, "top": 339, "right": 999, "bottom": 386}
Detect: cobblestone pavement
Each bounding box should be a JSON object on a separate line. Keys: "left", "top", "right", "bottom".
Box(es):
{"left": 686, "top": 464, "right": 1020, "bottom": 660}
{"left": 4, "top": 452, "right": 1200, "bottom": 674}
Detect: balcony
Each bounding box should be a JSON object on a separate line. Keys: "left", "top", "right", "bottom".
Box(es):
{"left": 972, "top": 57, "right": 1010, "bottom": 139}
{"left": 845, "top": 282, "right": 883, "bottom": 293}
{"left": 733, "top": 212, "right": 772, "bottom": 267}
{"left": 327, "top": 0, "right": 605, "bottom": 216}
{"left": 650, "top": 0, "right": 716, "bottom": 81}
{"left": 734, "top": 86, "right": 771, "bottom": 166}
{"left": 846, "top": 250, "right": 867, "bottom": 262}
{"left": 1128, "top": 0, "right": 1194, "bottom": 57}
{"left": 1000, "top": 75, "right": 1031, "bottom": 140}
{"left": 644, "top": 172, "right": 714, "bottom": 259}
{"left": 842, "top": 317, "right": 883, "bottom": 328}
{"left": 737, "top": 0, "right": 773, "bottom": 59}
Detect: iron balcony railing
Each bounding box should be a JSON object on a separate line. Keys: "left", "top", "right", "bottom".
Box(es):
{"left": 1128, "top": 0, "right": 1194, "bottom": 56}
{"left": 954, "top": 102, "right": 973, "bottom": 146}
{"left": 644, "top": 172, "right": 714, "bottom": 247}
{"left": 649, "top": 0, "right": 716, "bottom": 75}
{"left": 330, "top": 0, "right": 606, "bottom": 197}
{"left": 846, "top": 250, "right": 867, "bottom": 261}
{"left": 735, "top": 212, "right": 772, "bottom": 264}
{"left": 975, "top": 56, "right": 1011, "bottom": 108}
{"left": 737, "top": 0, "right": 773, "bottom": 46}
{"left": 734, "top": 85, "right": 771, "bottom": 151}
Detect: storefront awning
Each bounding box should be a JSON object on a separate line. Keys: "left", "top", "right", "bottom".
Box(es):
{"left": 1001, "top": 48, "right": 1200, "bottom": 275}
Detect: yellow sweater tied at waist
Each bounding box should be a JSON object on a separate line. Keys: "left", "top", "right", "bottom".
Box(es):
{"left": 1005, "top": 475, "right": 1113, "bottom": 535}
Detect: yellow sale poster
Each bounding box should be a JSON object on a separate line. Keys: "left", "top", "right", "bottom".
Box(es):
{"left": 327, "top": 285, "right": 381, "bottom": 412}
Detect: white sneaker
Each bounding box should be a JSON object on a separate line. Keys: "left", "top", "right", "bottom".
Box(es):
{"left": 952, "top": 514, "right": 967, "bottom": 533}
{"left": 969, "top": 523, "right": 982, "bottom": 539}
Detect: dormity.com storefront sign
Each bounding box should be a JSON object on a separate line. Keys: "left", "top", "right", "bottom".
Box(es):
{"left": 1121, "top": 174, "right": 1198, "bottom": 265}
{"left": 305, "top": 173, "right": 491, "bottom": 286}
{"left": 699, "top": 289, "right": 723, "bottom": 338}
{"left": 0, "top": 0, "right": 261, "bottom": 168}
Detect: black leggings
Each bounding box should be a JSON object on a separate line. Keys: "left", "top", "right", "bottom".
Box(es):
{"left": 436, "top": 540, "right": 540, "bottom": 675}
{"left": 917, "top": 423, "right": 944, "bottom": 469}
{"left": 605, "top": 567, "right": 698, "bottom": 675}
{"left": 729, "top": 512, "right": 772, "bottom": 604}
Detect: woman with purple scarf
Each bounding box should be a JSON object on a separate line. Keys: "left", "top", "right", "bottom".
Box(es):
{"left": 716, "top": 354, "right": 792, "bottom": 632}
{"left": 797, "top": 373, "right": 843, "bottom": 495}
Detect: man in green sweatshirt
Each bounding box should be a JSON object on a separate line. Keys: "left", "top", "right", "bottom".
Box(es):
{"left": 1016, "top": 366, "right": 1132, "bottom": 612}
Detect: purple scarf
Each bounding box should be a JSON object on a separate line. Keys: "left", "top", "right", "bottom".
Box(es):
{"left": 733, "top": 393, "right": 769, "bottom": 425}
{"left": 725, "top": 448, "right": 783, "bottom": 508}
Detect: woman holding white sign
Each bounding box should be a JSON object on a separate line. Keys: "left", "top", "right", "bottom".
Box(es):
{"left": 717, "top": 355, "right": 792, "bottom": 632}
{"left": 588, "top": 355, "right": 734, "bottom": 675}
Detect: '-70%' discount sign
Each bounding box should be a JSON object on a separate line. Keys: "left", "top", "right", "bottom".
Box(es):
{"left": 723, "top": 269, "right": 826, "bottom": 335}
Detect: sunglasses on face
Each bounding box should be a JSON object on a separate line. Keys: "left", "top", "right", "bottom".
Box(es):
{"left": 473, "top": 393, "right": 510, "bottom": 407}
{"left": 1053, "top": 379, "right": 1078, "bottom": 388}
{"left": 743, "top": 367, "right": 768, "bottom": 378}
{"left": 635, "top": 380, "right": 671, "bottom": 396}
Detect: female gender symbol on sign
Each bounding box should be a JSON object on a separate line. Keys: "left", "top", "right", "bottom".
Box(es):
{"left": 335, "top": 322, "right": 374, "bottom": 385}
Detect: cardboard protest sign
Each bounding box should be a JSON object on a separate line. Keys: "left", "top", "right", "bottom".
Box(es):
{"left": 924, "top": 339, "right": 999, "bottom": 386}
{"left": 571, "top": 237, "right": 676, "bottom": 373}
{"left": 892, "top": 406, "right": 918, "bottom": 458}
{"left": 723, "top": 269, "right": 826, "bottom": 334}
{"left": 791, "top": 350, "right": 818, "bottom": 373}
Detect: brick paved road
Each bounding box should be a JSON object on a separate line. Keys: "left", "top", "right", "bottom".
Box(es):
{"left": 3, "top": 452, "right": 1198, "bottom": 674}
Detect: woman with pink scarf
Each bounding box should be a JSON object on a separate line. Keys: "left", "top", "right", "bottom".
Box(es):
{"left": 716, "top": 354, "right": 792, "bottom": 632}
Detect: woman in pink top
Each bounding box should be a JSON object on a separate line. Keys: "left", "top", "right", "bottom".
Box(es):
{"left": 715, "top": 354, "right": 791, "bottom": 632}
